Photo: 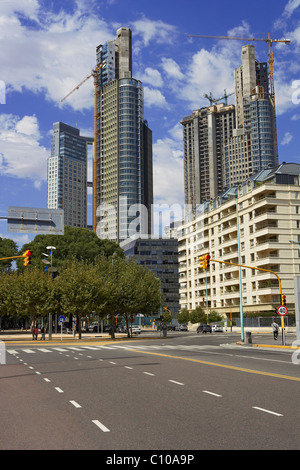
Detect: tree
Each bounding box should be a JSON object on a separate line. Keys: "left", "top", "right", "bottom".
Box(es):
{"left": 176, "top": 308, "right": 190, "bottom": 325}
{"left": 190, "top": 306, "right": 206, "bottom": 324}
{"left": 58, "top": 260, "right": 107, "bottom": 339}
{"left": 16, "top": 226, "right": 124, "bottom": 272}
{"left": 0, "top": 237, "right": 18, "bottom": 272}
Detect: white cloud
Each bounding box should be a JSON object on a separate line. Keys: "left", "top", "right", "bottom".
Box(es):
{"left": 131, "top": 16, "right": 178, "bottom": 48}
{"left": 280, "top": 131, "right": 293, "bottom": 145}
{"left": 144, "top": 87, "right": 169, "bottom": 109}
{"left": 139, "top": 68, "right": 163, "bottom": 88}
{"left": 153, "top": 124, "right": 183, "bottom": 207}
{"left": 0, "top": 114, "right": 48, "bottom": 183}
{"left": 161, "top": 58, "right": 184, "bottom": 81}
{"left": 0, "top": 4, "right": 113, "bottom": 111}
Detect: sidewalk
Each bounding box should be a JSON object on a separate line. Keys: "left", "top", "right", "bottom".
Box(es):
{"left": 235, "top": 331, "right": 300, "bottom": 350}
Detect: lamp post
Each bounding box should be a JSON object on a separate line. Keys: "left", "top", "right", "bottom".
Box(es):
{"left": 289, "top": 240, "right": 300, "bottom": 256}
{"left": 46, "top": 246, "right": 56, "bottom": 339}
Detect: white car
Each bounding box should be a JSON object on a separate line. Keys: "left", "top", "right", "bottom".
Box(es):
{"left": 131, "top": 325, "right": 141, "bottom": 334}
{"left": 212, "top": 324, "right": 223, "bottom": 332}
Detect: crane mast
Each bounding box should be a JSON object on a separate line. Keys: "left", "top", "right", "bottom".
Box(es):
{"left": 61, "top": 61, "right": 106, "bottom": 233}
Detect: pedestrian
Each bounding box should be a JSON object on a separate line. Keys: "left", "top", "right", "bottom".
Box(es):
{"left": 271, "top": 320, "right": 279, "bottom": 340}
{"left": 31, "top": 322, "right": 35, "bottom": 340}
{"left": 40, "top": 326, "right": 45, "bottom": 341}
{"left": 34, "top": 324, "right": 38, "bottom": 340}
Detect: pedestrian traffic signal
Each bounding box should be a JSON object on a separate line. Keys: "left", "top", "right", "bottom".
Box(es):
{"left": 199, "top": 254, "right": 210, "bottom": 269}
{"left": 281, "top": 294, "right": 286, "bottom": 306}
{"left": 23, "top": 250, "right": 32, "bottom": 266}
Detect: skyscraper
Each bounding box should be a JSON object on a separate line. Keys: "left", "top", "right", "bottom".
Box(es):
{"left": 94, "top": 27, "right": 153, "bottom": 242}
{"left": 47, "top": 122, "right": 93, "bottom": 228}
{"left": 224, "top": 45, "right": 277, "bottom": 188}
{"left": 181, "top": 103, "right": 235, "bottom": 208}
{"left": 182, "top": 44, "right": 278, "bottom": 211}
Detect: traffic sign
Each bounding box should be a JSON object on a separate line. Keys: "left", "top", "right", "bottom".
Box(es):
{"left": 277, "top": 305, "right": 288, "bottom": 316}
{"left": 58, "top": 315, "right": 65, "bottom": 323}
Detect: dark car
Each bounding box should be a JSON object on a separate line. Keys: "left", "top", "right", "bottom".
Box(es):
{"left": 197, "top": 324, "right": 212, "bottom": 334}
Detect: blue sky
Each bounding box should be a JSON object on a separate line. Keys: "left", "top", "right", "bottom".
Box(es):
{"left": 0, "top": 0, "right": 300, "bottom": 246}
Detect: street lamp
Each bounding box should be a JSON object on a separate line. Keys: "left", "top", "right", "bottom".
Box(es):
{"left": 46, "top": 246, "right": 56, "bottom": 339}
{"left": 289, "top": 240, "right": 300, "bottom": 257}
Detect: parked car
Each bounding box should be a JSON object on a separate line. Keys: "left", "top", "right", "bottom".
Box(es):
{"left": 117, "top": 325, "right": 127, "bottom": 333}
{"left": 131, "top": 325, "right": 141, "bottom": 334}
{"left": 212, "top": 324, "right": 223, "bottom": 332}
{"left": 197, "top": 324, "right": 212, "bottom": 333}
{"left": 175, "top": 324, "right": 188, "bottom": 331}
{"left": 88, "top": 322, "right": 99, "bottom": 332}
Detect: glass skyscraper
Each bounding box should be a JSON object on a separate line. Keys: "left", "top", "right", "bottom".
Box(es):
{"left": 94, "top": 28, "right": 153, "bottom": 242}
{"left": 47, "top": 122, "right": 93, "bottom": 228}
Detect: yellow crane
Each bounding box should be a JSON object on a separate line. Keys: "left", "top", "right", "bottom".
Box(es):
{"left": 187, "top": 33, "right": 290, "bottom": 108}
{"left": 61, "top": 61, "right": 106, "bottom": 232}
{"left": 188, "top": 33, "right": 291, "bottom": 161}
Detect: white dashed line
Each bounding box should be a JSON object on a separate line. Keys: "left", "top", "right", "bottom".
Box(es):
{"left": 143, "top": 372, "right": 155, "bottom": 376}
{"left": 168, "top": 380, "right": 184, "bottom": 386}
{"left": 55, "top": 387, "right": 64, "bottom": 393}
{"left": 252, "top": 407, "right": 283, "bottom": 417}
{"left": 202, "top": 390, "right": 222, "bottom": 397}
{"left": 92, "top": 420, "right": 110, "bottom": 432}
{"left": 70, "top": 400, "right": 81, "bottom": 408}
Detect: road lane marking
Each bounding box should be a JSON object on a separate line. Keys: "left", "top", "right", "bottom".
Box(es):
{"left": 169, "top": 380, "right": 184, "bottom": 386}
{"left": 203, "top": 390, "right": 222, "bottom": 397}
{"left": 126, "top": 349, "right": 300, "bottom": 382}
{"left": 125, "top": 366, "right": 133, "bottom": 369}
{"left": 70, "top": 400, "right": 81, "bottom": 408}
{"left": 92, "top": 420, "right": 110, "bottom": 432}
{"left": 252, "top": 406, "right": 283, "bottom": 417}
{"left": 44, "top": 378, "right": 51, "bottom": 382}
{"left": 143, "top": 372, "right": 155, "bottom": 376}
{"left": 23, "top": 349, "right": 36, "bottom": 353}
{"left": 109, "top": 361, "right": 117, "bottom": 364}
{"left": 55, "top": 387, "right": 64, "bottom": 393}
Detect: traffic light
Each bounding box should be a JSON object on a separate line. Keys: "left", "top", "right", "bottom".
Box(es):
{"left": 199, "top": 254, "right": 210, "bottom": 269}
{"left": 281, "top": 294, "right": 286, "bottom": 306}
{"left": 205, "top": 254, "right": 210, "bottom": 269}
{"left": 23, "top": 250, "right": 32, "bottom": 266}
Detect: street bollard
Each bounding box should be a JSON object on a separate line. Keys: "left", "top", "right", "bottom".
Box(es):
{"left": 246, "top": 331, "right": 252, "bottom": 344}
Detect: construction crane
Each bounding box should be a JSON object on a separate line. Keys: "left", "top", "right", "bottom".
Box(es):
{"left": 188, "top": 33, "right": 291, "bottom": 162}
{"left": 187, "top": 33, "right": 290, "bottom": 108}
{"left": 61, "top": 61, "right": 106, "bottom": 232}
{"left": 204, "top": 89, "right": 234, "bottom": 106}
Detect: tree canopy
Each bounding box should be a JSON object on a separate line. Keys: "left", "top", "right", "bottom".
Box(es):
{"left": 16, "top": 226, "right": 124, "bottom": 271}
{"left": 0, "top": 237, "right": 18, "bottom": 272}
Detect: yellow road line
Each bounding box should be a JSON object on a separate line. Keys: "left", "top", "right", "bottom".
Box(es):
{"left": 126, "top": 348, "right": 300, "bottom": 382}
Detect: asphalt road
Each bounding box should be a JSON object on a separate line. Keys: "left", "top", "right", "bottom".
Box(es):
{"left": 1, "top": 332, "right": 300, "bottom": 451}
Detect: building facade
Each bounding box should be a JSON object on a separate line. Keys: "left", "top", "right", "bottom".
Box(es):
{"left": 178, "top": 163, "right": 300, "bottom": 317}
{"left": 224, "top": 45, "right": 277, "bottom": 189}
{"left": 121, "top": 237, "right": 180, "bottom": 316}
{"left": 94, "top": 28, "right": 153, "bottom": 242}
{"left": 181, "top": 103, "right": 235, "bottom": 209}
{"left": 47, "top": 122, "right": 93, "bottom": 228}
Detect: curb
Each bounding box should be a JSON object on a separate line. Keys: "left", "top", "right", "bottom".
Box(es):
{"left": 236, "top": 341, "right": 300, "bottom": 350}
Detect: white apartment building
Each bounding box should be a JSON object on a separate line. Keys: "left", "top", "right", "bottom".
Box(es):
{"left": 178, "top": 163, "right": 300, "bottom": 317}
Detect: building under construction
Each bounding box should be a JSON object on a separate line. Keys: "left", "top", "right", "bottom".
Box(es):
{"left": 182, "top": 44, "right": 278, "bottom": 210}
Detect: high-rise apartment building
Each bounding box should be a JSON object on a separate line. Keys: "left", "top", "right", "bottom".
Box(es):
{"left": 181, "top": 103, "right": 235, "bottom": 208}
{"left": 178, "top": 163, "right": 300, "bottom": 316}
{"left": 224, "top": 45, "right": 277, "bottom": 188}
{"left": 182, "top": 45, "right": 278, "bottom": 212}
{"left": 47, "top": 122, "right": 93, "bottom": 228}
{"left": 94, "top": 27, "right": 153, "bottom": 242}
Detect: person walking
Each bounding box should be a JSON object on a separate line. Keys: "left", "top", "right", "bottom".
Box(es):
{"left": 271, "top": 320, "right": 279, "bottom": 340}
{"left": 34, "top": 324, "right": 38, "bottom": 340}
{"left": 40, "top": 326, "right": 45, "bottom": 341}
